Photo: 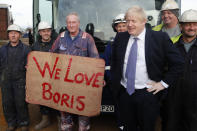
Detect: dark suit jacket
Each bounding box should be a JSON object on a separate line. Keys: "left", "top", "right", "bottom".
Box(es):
{"left": 110, "top": 28, "right": 184, "bottom": 99}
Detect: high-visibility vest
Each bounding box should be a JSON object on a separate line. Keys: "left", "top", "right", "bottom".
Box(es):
{"left": 152, "top": 23, "right": 182, "bottom": 44}
{"left": 152, "top": 23, "right": 164, "bottom": 31}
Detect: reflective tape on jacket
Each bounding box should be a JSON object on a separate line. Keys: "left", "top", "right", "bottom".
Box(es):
{"left": 105, "top": 66, "right": 111, "bottom": 70}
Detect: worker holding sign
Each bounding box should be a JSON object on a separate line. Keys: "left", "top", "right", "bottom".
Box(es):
{"left": 50, "top": 12, "right": 99, "bottom": 131}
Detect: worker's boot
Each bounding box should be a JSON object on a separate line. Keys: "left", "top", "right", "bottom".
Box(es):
{"left": 21, "top": 126, "right": 29, "bottom": 131}
{"left": 57, "top": 116, "right": 61, "bottom": 131}
{"left": 78, "top": 116, "right": 90, "bottom": 131}
{"left": 6, "top": 126, "right": 16, "bottom": 131}
{"left": 34, "top": 115, "right": 51, "bottom": 130}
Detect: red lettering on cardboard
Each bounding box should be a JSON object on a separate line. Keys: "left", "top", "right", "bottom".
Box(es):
{"left": 76, "top": 96, "right": 85, "bottom": 111}
{"left": 42, "top": 82, "right": 52, "bottom": 100}
{"left": 92, "top": 72, "right": 104, "bottom": 88}
{"left": 42, "top": 82, "right": 86, "bottom": 111}
{"left": 85, "top": 73, "right": 95, "bottom": 86}
{"left": 61, "top": 94, "right": 70, "bottom": 108}
{"left": 55, "top": 68, "right": 61, "bottom": 80}
{"left": 53, "top": 92, "right": 61, "bottom": 104}
{"left": 75, "top": 73, "right": 84, "bottom": 84}
{"left": 70, "top": 95, "right": 74, "bottom": 109}
{"left": 64, "top": 58, "right": 74, "bottom": 83}
{"left": 33, "top": 56, "right": 59, "bottom": 78}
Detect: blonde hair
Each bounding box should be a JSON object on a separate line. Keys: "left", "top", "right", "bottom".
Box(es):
{"left": 125, "top": 5, "right": 147, "bottom": 22}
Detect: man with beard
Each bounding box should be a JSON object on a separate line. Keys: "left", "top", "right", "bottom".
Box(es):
{"left": 172, "top": 9, "right": 197, "bottom": 131}
{"left": 32, "top": 21, "right": 58, "bottom": 130}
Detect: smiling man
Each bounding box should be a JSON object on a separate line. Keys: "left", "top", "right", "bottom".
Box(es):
{"left": 173, "top": 9, "right": 197, "bottom": 131}
{"left": 50, "top": 12, "right": 99, "bottom": 131}
{"left": 31, "top": 21, "right": 58, "bottom": 130}
{"left": 110, "top": 6, "right": 184, "bottom": 131}
{"left": 153, "top": 0, "right": 181, "bottom": 43}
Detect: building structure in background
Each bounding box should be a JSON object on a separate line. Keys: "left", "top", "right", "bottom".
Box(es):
{"left": 0, "top": 4, "right": 13, "bottom": 40}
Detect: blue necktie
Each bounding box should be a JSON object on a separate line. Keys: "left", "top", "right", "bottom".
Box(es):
{"left": 125, "top": 38, "right": 138, "bottom": 95}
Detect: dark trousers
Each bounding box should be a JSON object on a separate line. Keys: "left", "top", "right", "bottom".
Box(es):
{"left": 1, "top": 80, "right": 29, "bottom": 127}
{"left": 178, "top": 101, "right": 197, "bottom": 131}
{"left": 114, "top": 103, "right": 123, "bottom": 128}
{"left": 118, "top": 86, "right": 159, "bottom": 131}
{"left": 40, "top": 105, "right": 59, "bottom": 116}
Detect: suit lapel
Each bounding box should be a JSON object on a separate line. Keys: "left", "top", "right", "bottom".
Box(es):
{"left": 120, "top": 32, "right": 130, "bottom": 73}
{"left": 122, "top": 32, "right": 130, "bottom": 53}
{"left": 145, "top": 29, "right": 152, "bottom": 77}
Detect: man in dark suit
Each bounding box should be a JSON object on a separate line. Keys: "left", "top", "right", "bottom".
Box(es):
{"left": 111, "top": 6, "right": 184, "bottom": 131}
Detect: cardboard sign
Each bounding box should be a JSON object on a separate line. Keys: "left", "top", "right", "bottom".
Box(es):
{"left": 26, "top": 51, "right": 105, "bottom": 116}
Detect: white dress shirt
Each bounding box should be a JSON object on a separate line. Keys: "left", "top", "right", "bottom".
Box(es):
{"left": 121, "top": 28, "right": 168, "bottom": 89}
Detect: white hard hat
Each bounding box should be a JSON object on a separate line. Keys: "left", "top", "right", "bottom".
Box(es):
{"left": 38, "top": 21, "right": 51, "bottom": 31}
{"left": 161, "top": 0, "right": 179, "bottom": 11}
{"left": 112, "top": 14, "right": 126, "bottom": 32}
{"left": 7, "top": 24, "right": 21, "bottom": 33}
{"left": 180, "top": 9, "right": 197, "bottom": 23}
{"left": 113, "top": 14, "right": 126, "bottom": 24}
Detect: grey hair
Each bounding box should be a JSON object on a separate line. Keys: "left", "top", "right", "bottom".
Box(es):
{"left": 125, "top": 5, "right": 147, "bottom": 22}
{"left": 66, "top": 12, "right": 80, "bottom": 22}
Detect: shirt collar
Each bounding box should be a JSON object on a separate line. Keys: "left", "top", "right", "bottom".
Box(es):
{"left": 65, "top": 29, "right": 82, "bottom": 40}
{"left": 130, "top": 28, "right": 146, "bottom": 41}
